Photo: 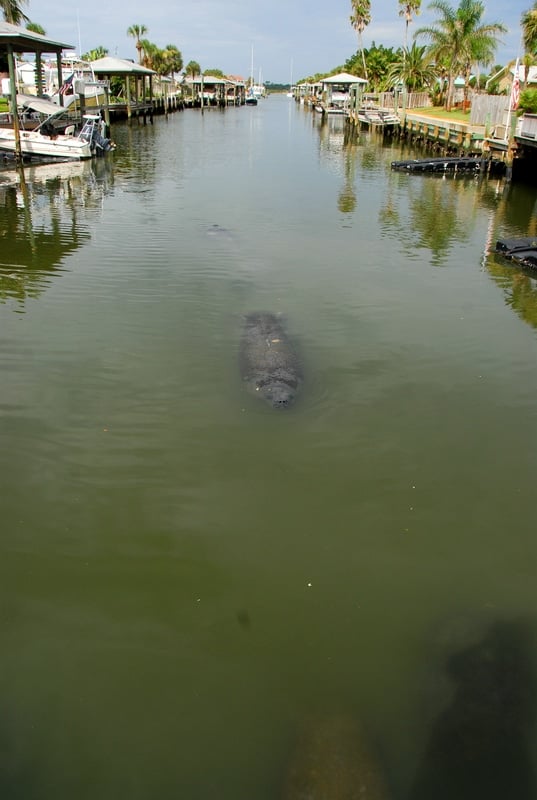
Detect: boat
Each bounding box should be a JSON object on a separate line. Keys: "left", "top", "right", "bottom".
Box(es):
{"left": 287, "top": 59, "right": 294, "bottom": 98}
{"left": 0, "top": 97, "right": 114, "bottom": 161}
{"left": 245, "top": 46, "right": 260, "bottom": 105}
{"left": 6, "top": 56, "right": 107, "bottom": 112}
{"left": 245, "top": 87, "right": 258, "bottom": 106}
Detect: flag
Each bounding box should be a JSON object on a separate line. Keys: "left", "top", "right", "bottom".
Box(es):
{"left": 510, "top": 59, "right": 520, "bottom": 111}
{"left": 59, "top": 73, "right": 75, "bottom": 96}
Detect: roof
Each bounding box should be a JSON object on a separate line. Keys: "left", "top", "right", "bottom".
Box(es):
{"left": 183, "top": 74, "right": 227, "bottom": 85}
{"left": 90, "top": 56, "right": 156, "bottom": 75}
{"left": 321, "top": 72, "right": 367, "bottom": 85}
{"left": 0, "top": 21, "right": 73, "bottom": 53}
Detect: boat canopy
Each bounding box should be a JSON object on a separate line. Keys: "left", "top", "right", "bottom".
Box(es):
{"left": 16, "top": 93, "right": 66, "bottom": 116}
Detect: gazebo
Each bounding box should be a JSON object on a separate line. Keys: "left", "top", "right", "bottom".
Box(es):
{"left": 0, "top": 21, "right": 74, "bottom": 158}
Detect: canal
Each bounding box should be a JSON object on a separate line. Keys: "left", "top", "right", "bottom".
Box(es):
{"left": 1, "top": 96, "right": 537, "bottom": 799}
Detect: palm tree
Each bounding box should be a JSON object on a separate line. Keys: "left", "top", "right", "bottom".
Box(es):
{"left": 82, "top": 46, "right": 109, "bottom": 61}
{"left": 184, "top": 60, "right": 201, "bottom": 102}
{"left": 162, "top": 44, "right": 183, "bottom": 76}
{"left": 127, "top": 24, "right": 148, "bottom": 65}
{"left": 1, "top": 0, "right": 29, "bottom": 24}
{"left": 522, "top": 2, "right": 537, "bottom": 55}
{"left": 26, "top": 21, "right": 45, "bottom": 35}
{"left": 399, "top": 0, "right": 422, "bottom": 50}
{"left": 139, "top": 39, "right": 156, "bottom": 69}
{"left": 415, "top": 0, "right": 505, "bottom": 110}
{"left": 386, "top": 43, "right": 439, "bottom": 90}
{"left": 350, "top": 0, "right": 371, "bottom": 80}
{"left": 184, "top": 60, "right": 201, "bottom": 78}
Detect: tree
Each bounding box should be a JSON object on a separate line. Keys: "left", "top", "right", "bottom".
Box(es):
{"left": 522, "top": 2, "right": 537, "bottom": 55}
{"left": 184, "top": 60, "right": 201, "bottom": 78}
{"left": 203, "top": 68, "right": 225, "bottom": 77}
{"left": 399, "top": 0, "right": 422, "bottom": 50}
{"left": 415, "top": 0, "right": 506, "bottom": 110}
{"left": 26, "top": 21, "right": 45, "bottom": 35}
{"left": 350, "top": 0, "right": 371, "bottom": 80}
{"left": 1, "top": 0, "right": 29, "bottom": 24}
{"left": 386, "top": 42, "right": 439, "bottom": 90}
{"left": 184, "top": 60, "right": 201, "bottom": 101}
{"left": 344, "top": 42, "right": 400, "bottom": 88}
{"left": 162, "top": 44, "right": 183, "bottom": 75}
{"left": 127, "top": 24, "right": 148, "bottom": 65}
{"left": 82, "top": 46, "right": 109, "bottom": 61}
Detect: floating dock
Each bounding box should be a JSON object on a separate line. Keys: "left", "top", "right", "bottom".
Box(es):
{"left": 391, "top": 156, "right": 484, "bottom": 173}
{"left": 495, "top": 238, "right": 537, "bottom": 271}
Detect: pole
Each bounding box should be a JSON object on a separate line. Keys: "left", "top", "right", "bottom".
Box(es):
{"left": 6, "top": 45, "right": 22, "bottom": 162}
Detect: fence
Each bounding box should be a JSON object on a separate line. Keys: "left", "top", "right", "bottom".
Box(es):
{"left": 470, "top": 94, "right": 509, "bottom": 126}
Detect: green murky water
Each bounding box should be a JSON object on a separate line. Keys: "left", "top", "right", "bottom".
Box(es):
{"left": 1, "top": 97, "right": 536, "bottom": 799}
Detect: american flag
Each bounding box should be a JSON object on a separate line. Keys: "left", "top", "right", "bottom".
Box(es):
{"left": 510, "top": 60, "right": 520, "bottom": 111}
{"left": 59, "top": 73, "right": 74, "bottom": 95}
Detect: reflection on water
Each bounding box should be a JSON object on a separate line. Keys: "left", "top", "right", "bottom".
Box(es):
{"left": 0, "top": 159, "right": 113, "bottom": 307}
{"left": 1, "top": 99, "right": 536, "bottom": 799}
{"left": 410, "top": 617, "right": 536, "bottom": 800}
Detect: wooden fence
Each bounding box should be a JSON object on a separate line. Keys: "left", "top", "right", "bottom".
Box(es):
{"left": 470, "top": 94, "right": 509, "bottom": 126}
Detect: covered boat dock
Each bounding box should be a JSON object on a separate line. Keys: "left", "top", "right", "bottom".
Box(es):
{"left": 0, "top": 21, "right": 74, "bottom": 159}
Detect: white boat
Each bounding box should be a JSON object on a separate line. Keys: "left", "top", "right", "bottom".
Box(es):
{"left": 5, "top": 57, "right": 107, "bottom": 111}
{"left": 0, "top": 97, "right": 114, "bottom": 161}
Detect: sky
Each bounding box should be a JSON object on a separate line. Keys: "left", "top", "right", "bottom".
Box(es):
{"left": 25, "top": 0, "right": 530, "bottom": 83}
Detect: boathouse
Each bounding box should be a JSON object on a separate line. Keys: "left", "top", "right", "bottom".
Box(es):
{"left": 317, "top": 72, "right": 367, "bottom": 114}
{"left": 0, "top": 21, "right": 74, "bottom": 158}
{"left": 90, "top": 56, "right": 156, "bottom": 122}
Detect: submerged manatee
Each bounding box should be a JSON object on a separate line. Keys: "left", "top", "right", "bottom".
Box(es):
{"left": 239, "top": 312, "right": 302, "bottom": 409}
{"left": 282, "top": 713, "right": 390, "bottom": 800}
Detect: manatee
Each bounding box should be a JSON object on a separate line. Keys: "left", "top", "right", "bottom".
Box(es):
{"left": 282, "top": 713, "right": 391, "bottom": 800}
{"left": 206, "top": 223, "right": 234, "bottom": 241}
{"left": 239, "top": 312, "right": 302, "bottom": 409}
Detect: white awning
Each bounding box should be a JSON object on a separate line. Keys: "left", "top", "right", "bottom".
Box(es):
{"left": 16, "top": 94, "right": 66, "bottom": 116}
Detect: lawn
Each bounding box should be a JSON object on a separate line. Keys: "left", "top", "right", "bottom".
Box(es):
{"left": 410, "top": 106, "right": 471, "bottom": 122}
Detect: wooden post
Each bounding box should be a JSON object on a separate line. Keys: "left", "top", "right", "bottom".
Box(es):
{"left": 6, "top": 45, "right": 22, "bottom": 161}
{"left": 126, "top": 75, "right": 132, "bottom": 121}
{"left": 103, "top": 84, "right": 111, "bottom": 134}
{"left": 56, "top": 52, "right": 64, "bottom": 107}
{"left": 35, "top": 51, "right": 43, "bottom": 97}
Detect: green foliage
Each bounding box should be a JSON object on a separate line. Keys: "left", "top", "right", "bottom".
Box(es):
{"left": 386, "top": 42, "right": 439, "bottom": 90}
{"left": 415, "top": 0, "right": 506, "bottom": 109}
{"left": 184, "top": 61, "right": 201, "bottom": 78}
{"left": 25, "top": 21, "right": 45, "bottom": 35}
{"left": 518, "top": 88, "right": 537, "bottom": 113}
{"left": 521, "top": 2, "right": 537, "bottom": 55}
{"left": 203, "top": 68, "right": 225, "bottom": 77}
{"left": 82, "top": 46, "right": 109, "bottom": 61}
{"left": 344, "top": 42, "right": 400, "bottom": 89}
{"left": 127, "top": 24, "right": 148, "bottom": 65}
{"left": 0, "top": 0, "right": 29, "bottom": 24}
{"left": 138, "top": 40, "right": 182, "bottom": 75}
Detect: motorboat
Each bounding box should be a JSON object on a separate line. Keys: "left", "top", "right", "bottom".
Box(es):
{"left": 0, "top": 97, "right": 114, "bottom": 161}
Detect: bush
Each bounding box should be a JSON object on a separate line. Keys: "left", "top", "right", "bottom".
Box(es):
{"left": 518, "top": 88, "right": 537, "bottom": 114}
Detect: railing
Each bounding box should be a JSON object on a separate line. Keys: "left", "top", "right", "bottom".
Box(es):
{"left": 519, "top": 114, "right": 537, "bottom": 140}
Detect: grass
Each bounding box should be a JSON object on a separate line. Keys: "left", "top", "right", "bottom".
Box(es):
{"left": 410, "top": 106, "right": 472, "bottom": 122}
